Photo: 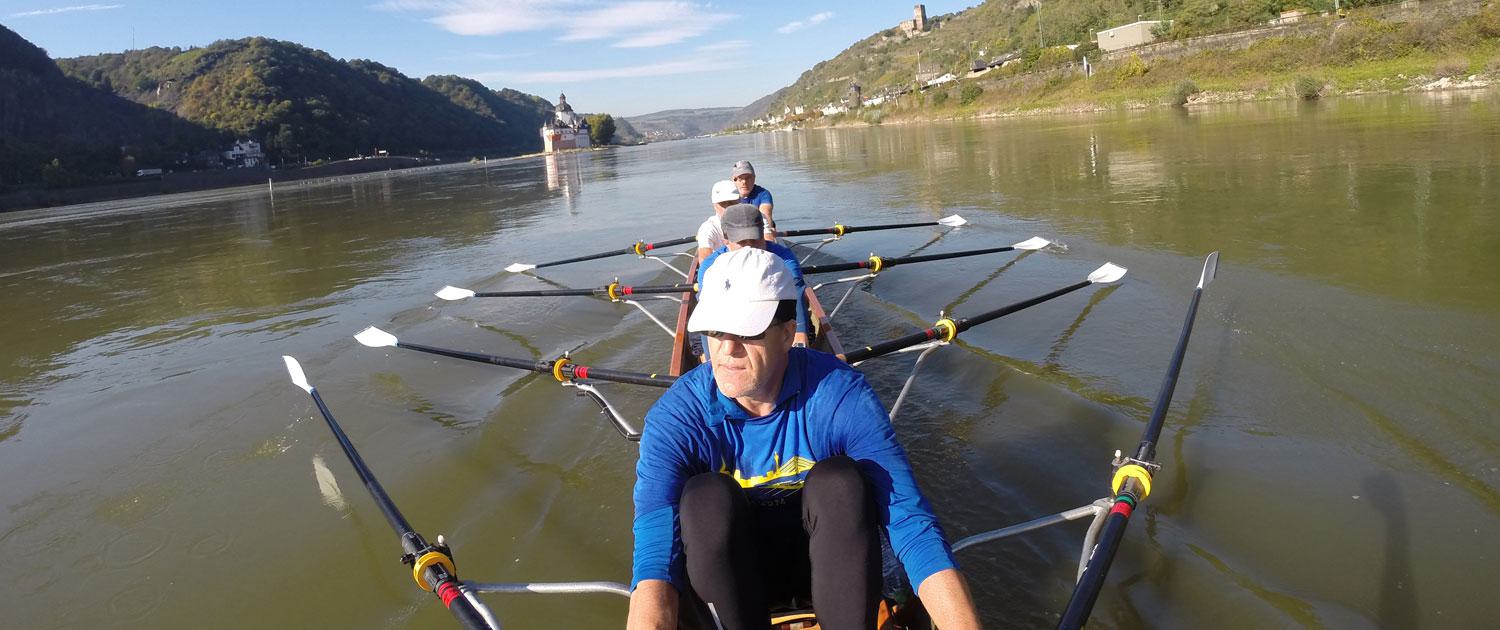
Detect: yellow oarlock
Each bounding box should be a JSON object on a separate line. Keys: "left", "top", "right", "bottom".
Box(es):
{"left": 832, "top": 224, "right": 846, "bottom": 237}
{"left": 411, "top": 550, "right": 457, "bottom": 591}
{"left": 933, "top": 317, "right": 958, "bottom": 342}
{"left": 867, "top": 255, "right": 885, "bottom": 273}
{"left": 606, "top": 282, "right": 621, "bottom": 302}
{"left": 632, "top": 241, "right": 646, "bottom": 256}
{"left": 552, "top": 357, "right": 572, "bottom": 383}
{"left": 1111, "top": 463, "right": 1153, "bottom": 499}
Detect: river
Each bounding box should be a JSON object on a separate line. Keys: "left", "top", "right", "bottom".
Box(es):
{"left": 2, "top": 90, "right": 1497, "bottom": 628}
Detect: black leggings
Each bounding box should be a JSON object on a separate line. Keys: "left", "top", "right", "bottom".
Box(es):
{"left": 678, "top": 455, "right": 880, "bottom": 630}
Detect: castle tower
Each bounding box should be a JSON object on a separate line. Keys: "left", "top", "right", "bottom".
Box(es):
{"left": 913, "top": 4, "right": 927, "bottom": 32}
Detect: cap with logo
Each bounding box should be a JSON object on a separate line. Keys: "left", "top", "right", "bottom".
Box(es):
{"left": 710, "top": 180, "right": 739, "bottom": 203}
{"left": 731, "top": 160, "right": 755, "bottom": 178}
{"left": 688, "top": 247, "right": 798, "bottom": 337}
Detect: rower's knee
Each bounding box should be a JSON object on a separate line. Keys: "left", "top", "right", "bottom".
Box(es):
{"left": 803, "top": 456, "right": 873, "bottom": 532}
{"left": 680, "top": 472, "right": 742, "bottom": 550}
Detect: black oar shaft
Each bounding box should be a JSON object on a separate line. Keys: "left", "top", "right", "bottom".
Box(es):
{"left": 1138, "top": 287, "right": 1205, "bottom": 460}
{"left": 777, "top": 220, "right": 939, "bottom": 238}
{"left": 1058, "top": 254, "right": 1217, "bottom": 630}
{"left": 802, "top": 245, "right": 1016, "bottom": 275}
{"left": 533, "top": 236, "right": 697, "bottom": 269}
{"left": 303, "top": 387, "right": 496, "bottom": 630}
{"left": 310, "top": 389, "right": 414, "bottom": 535}
{"left": 397, "top": 341, "right": 677, "bottom": 388}
{"left": 839, "top": 279, "right": 1093, "bottom": 364}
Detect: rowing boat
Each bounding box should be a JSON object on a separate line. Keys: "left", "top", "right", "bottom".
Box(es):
{"left": 337, "top": 217, "right": 1189, "bottom": 630}
{"left": 668, "top": 256, "right": 845, "bottom": 376}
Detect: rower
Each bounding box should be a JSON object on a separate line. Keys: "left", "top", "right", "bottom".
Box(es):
{"left": 695, "top": 179, "right": 742, "bottom": 262}
{"left": 731, "top": 160, "right": 776, "bottom": 242}
{"left": 627, "top": 247, "right": 981, "bottom": 630}
{"left": 697, "top": 203, "right": 810, "bottom": 348}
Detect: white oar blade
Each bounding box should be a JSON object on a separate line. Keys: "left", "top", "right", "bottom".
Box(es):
{"left": 435, "top": 285, "right": 476, "bottom": 301}
{"left": 354, "top": 326, "right": 398, "bottom": 348}
{"left": 283, "top": 355, "right": 313, "bottom": 393}
{"left": 505, "top": 263, "right": 536, "bottom": 273}
{"left": 1013, "top": 236, "right": 1050, "bottom": 251}
{"left": 1088, "top": 262, "right": 1128, "bottom": 284}
{"left": 938, "top": 214, "right": 968, "bottom": 227}
{"left": 1198, "top": 251, "right": 1220, "bottom": 289}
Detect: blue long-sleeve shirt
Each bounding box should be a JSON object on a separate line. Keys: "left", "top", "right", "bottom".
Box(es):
{"left": 630, "top": 348, "right": 957, "bottom": 592}
{"left": 697, "top": 242, "right": 811, "bottom": 335}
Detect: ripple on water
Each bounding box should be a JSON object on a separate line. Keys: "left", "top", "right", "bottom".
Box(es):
{"left": 106, "top": 578, "right": 167, "bottom": 622}
{"left": 102, "top": 526, "right": 172, "bottom": 569}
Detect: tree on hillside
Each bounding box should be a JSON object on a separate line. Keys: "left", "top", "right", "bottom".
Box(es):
{"left": 587, "top": 114, "right": 616, "bottom": 145}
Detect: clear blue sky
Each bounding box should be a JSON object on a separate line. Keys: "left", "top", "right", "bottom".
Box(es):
{"left": 3, "top": 1, "right": 976, "bottom": 117}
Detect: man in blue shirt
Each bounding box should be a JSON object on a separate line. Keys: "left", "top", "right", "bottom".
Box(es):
{"left": 697, "top": 203, "right": 809, "bottom": 348}
{"left": 628, "top": 247, "right": 980, "bottom": 630}
{"left": 731, "top": 160, "right": 776, "bottom": 241}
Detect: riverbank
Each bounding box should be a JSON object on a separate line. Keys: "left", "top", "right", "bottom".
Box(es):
{"left": 804, "top": 1, "right": 1500, "bottom": 127}
{"left": 0, "top": 147, "right": 623, "bottom": 216}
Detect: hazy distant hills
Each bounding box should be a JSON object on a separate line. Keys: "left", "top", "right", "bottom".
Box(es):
{"left": 622, "top": 107, "right": 741, "bottom": 141}
{"left": 726, "top": 87, "right": 790, "bottom": 129}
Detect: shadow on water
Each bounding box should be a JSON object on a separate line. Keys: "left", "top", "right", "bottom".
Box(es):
{"left": 1041, "top": 283, "right": 1119, "bottom": 372}
{"left": 1366, "top": 473, "right": 1417, "bottom": 630}
{"left": 942, "top": 250, "right": 1034, "bottom": 315}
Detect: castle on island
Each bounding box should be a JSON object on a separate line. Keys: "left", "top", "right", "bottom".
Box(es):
{"left": 541, "top": 93, "right": 591, "bottom": 153}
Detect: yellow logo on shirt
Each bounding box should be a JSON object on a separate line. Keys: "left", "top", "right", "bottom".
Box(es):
{"left": 723, "top": 454, "right": 817, "bottom": 490}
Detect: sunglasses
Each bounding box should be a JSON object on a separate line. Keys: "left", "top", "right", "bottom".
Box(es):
{"left": 702, "top": 329, "right": 769, "bottom": 342}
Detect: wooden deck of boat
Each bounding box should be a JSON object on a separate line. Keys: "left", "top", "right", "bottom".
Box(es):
{"left": 668, "top": 257, "right": 843, "bottom": 377}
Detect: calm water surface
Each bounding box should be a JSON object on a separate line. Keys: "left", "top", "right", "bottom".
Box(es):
{"left": 2, "top": 91, "right": 1497, "bottom": 628}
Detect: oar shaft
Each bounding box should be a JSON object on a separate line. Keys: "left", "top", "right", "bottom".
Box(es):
{"left": 309, "top": 388, "right": 415, "bottom": 536}
{"left": 475, "top": 287, "right": 604, "bottom": 298}
{"left": 777, "top": 220, "right": 939, "bottom": 238}
{"left": 957, "top": 279, "right": 1092, "bottom": 332}
{"left": 839, "top": 279, "right": 1093, "bottom": 364}
{"left": 1057, "top": 512, "right": 1131, "bottom": 629}
{"left": 802, "top": 245, "right": 1016, "bottom": 276}
{"left": 303, "top": 386, "right": 498, "bottom": 630}
{"left": 534, "top": 247, "right": 633, "bottom": 269}
{"left": 397, "top": 341, "right": 677, "bottom": 388}
{"left": 533, "top": 236, "right": 697, "bottom": 269}
{"left": 1138, "top": 287, "right": 1205, "bottom": 461}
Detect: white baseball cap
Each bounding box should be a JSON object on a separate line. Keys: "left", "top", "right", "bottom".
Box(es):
{"left": 688, "top": 247, "right": 798, "bottom": 337}
{"left": 710, "top": 180, "right": 739, "bottom": 203}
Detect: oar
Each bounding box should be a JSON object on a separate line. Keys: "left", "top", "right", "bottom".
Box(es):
{"left": 354, "top": 326, "right": 677, "bottom": 389}
{"left": 505, "top": 235, "right": 698, "bottom": 273}
{"left": 777, "top": 214, "right": 967, "bottom": 237}
{"left": 501, "top": 216, "right": 968, "bottom": 273}
{"left": 1056, "top": 252, "right": 1219, "bottom": 630}
{"left": 800, "top": 237, "right": 1051, "bottom": 276}
{"left": 281, "top": 356, "right": 499, "bottom": 630}
{"left": 838, "top": 262, "right": 1128, "bottom": 364}
{"left": 442, "top": 237, "right": 1051, "bottom": 302}
{"left": 435, "top": 282, "right": 692, "bottom": 301}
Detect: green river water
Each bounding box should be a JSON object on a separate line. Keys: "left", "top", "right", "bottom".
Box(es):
{"left": 2, "top": 90, "right": 1498, "bottom": 628}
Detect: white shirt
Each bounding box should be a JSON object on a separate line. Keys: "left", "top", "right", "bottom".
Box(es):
{"left": 695, "top": 215, "right": 725, "bottom": 251}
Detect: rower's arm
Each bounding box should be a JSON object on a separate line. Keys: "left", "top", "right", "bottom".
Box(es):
{"left": 627, "top": 580, "right": 678, "bottom": 630}
{"left": 695, "top": 247, "right": 712, "bottom": 262}
{"left": 761, "top": 202, "right": 776, "bottom": 241}
{"left": 917, "top": 568, "right": 982, "bottom": 630}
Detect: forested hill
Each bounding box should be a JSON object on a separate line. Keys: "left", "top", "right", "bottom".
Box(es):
{"left": 742, "top": 0, "right": 1370, "bottom": 120}
{"left": 57, "top": 37, "right": 555, "bottom": 163}
{"left": 0, "top": 24, "right": 221, "bottom": 188}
